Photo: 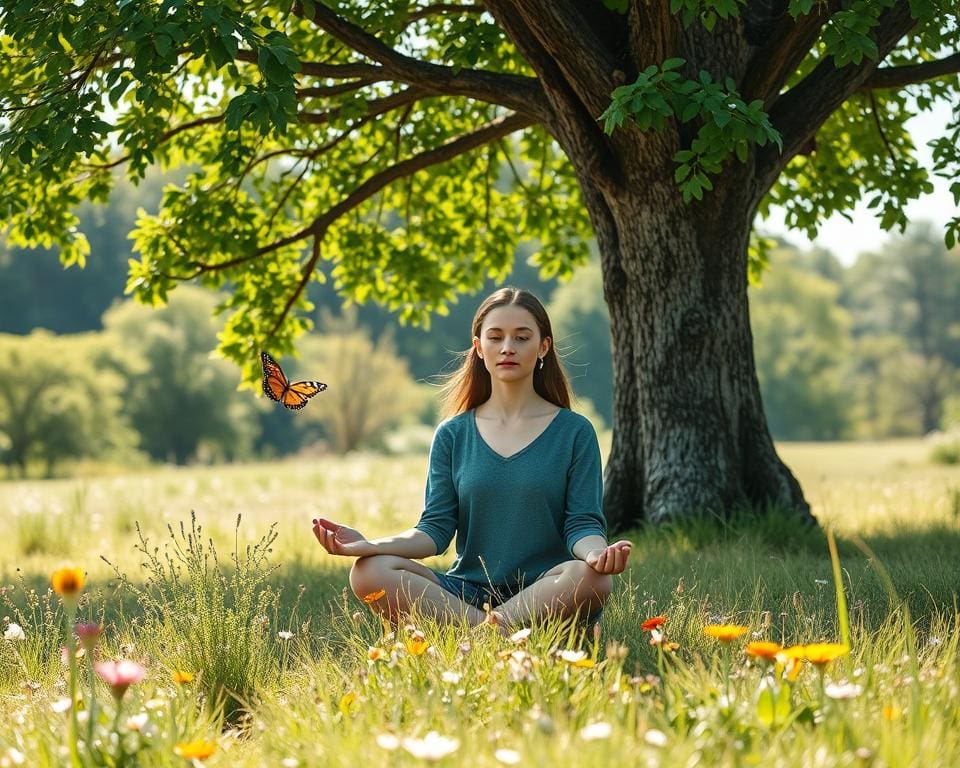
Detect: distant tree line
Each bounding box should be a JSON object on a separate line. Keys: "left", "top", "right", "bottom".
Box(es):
{"left": 1, "top": 177, "right": 958, "bottom": 475}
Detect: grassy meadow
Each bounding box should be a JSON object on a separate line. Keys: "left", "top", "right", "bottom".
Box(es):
{"left": 0, "top": 439, "right": 958, "bottom": 766}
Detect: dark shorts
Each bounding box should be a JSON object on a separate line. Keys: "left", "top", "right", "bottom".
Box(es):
{"left": 430, "top": 571, "right": 518, "bottom": 611}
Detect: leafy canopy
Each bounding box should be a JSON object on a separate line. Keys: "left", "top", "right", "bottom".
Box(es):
{"left": 0, "top": 0, "right": 958, "bottom": 380}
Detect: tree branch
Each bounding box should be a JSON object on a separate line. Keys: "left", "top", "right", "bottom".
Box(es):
{"left": 741, "top": 0, "right": 842, "bottom": 105}
{"left": 293, "top": 2, "right": 550, "bottom": 120}
{"left": 486, "top": 0, "right": 619, "bottom": 117}
{"left": 263, "top": 111, "right": 535, "bottom": 334}
{"left": 861, "top": 51, "right": 960, "bottom": 90}
{"left": 753, "top": 1, "right": 917, "bottom": 200}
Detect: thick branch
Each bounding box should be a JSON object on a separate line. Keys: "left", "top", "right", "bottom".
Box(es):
{"left": 753, "top": 1, "right": 917, "bottom": 200}
{"left": 741, "top": 0, "right": 842, "bottom": 104}
{"left": 861, "top": 52, "right": 960, "bottom": 90}
{"left": 627, "top": 0, "right": 678, "bottom": 72}
{"left": 295, "top": 2, "right": 550, "bottom": 120}
{"left": 489, "top": 0, "right": 619, "bottom": 117}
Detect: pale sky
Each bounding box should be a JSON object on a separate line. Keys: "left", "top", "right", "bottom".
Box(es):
{"left": 759, "top": 101, "right": 955, "bottom": 264}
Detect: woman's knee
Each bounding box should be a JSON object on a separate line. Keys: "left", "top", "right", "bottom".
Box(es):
{"left": 349, "top": 555, "right": 393, "bottom": 597}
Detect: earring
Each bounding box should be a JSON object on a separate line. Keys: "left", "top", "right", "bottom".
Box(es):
{"left": 538, "top": 357, "right": 544, "bottom": 370}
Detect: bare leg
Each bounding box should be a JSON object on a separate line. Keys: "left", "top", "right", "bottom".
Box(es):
{"left": 493, "top": 560, "right": 612, "bottom": 628}
{"left": 349, "top": 555, "right": 488, "bottom": 627}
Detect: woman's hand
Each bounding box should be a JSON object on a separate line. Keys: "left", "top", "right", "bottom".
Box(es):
{"left": 312, "top": 518, "right": 377, "bottom": 558}
{"left": 584, "top": 540, "right": 632, "bottom": 574}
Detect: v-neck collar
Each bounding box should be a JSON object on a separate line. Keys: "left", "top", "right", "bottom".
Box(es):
{"left": 471, "top": 408, "right": 564, "bottom": 461}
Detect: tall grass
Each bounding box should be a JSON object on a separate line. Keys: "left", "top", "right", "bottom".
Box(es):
{"left": 0, "top": 441, "right": 958, "bottom": 766}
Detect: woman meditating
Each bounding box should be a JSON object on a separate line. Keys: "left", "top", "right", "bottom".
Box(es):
{"left": 312, "top": 287, "right": 632, "bottom": 630}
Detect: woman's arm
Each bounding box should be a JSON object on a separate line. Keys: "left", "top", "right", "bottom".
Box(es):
{"left": 313, "top": 519, "right": 437, "bottom": 559}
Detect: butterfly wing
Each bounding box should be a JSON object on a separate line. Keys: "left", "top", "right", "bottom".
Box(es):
{"left": 260, "top": 352, "right": 289, "bottom": 403}
{"left": 282, "top": 380, "right": 328, "bottom": 410}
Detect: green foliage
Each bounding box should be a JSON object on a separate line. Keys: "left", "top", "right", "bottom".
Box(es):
{"left": 102, "top": 286, "right": 259, "bottom": 463}
{"left": 104, "top": 513, "right": 282, "bottom": 722}
{"left": 600, "top": 61, "right": 781, "bottom": 202}
{"left": 750, "top": 248, "right": 854, "bottom": 440}
{"left": 0, "top": 330, "right": 136, "bottom": 476}
{"left": 292, "top": 309, "right": 428, "bottom": 453}
{"left": 928, "top": 427, "right": 960, "bottom": 465}
{"left": 548, "top": 257, "right": 613, "bottom": 424}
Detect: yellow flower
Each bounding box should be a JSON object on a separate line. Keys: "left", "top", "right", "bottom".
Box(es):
{"left": 339, "top": 691, "right": 358, "bottom": 715}
{"left": 801, "top": 643, "right": 849, "bottom": 667}
{"left": 51, "top": 568, "right": 85, "bottom": 600}
{"left": 174, "top": 740, "right": 217, "bottom": 760}
{"left": 703, "top": 624, "right": 749, "bottom": 642}
{"left": 172, "top": 671, "right": 194, "bottom": 684}
{"left": 745, "top": 641, "right": 783, "bottom": 661}
{"left": 363, "top": 589, "right": 386, "bottom": 604}
{"left": 405, "top": 638, "right": 430, "bottom": 656}
{"left": 882, "top": 705, "right": 900, "bottom": 721}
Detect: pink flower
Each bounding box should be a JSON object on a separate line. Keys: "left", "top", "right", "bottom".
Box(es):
{"left": 95, "top": 660, "right": 146, "bottom": 700}
{"left": 75, "top": 623, "right": 104, "bottom": 652}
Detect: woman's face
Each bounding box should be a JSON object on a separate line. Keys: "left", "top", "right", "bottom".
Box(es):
{"left": 473, "top": 304, "right": 550, "bottom": 381}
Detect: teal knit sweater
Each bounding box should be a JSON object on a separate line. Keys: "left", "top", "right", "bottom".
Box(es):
{"left": 415, "top": 408, "right": 607, "bottom": 590}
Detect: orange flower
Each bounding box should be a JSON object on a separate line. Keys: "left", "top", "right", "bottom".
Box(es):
{"left": 882, "top": 705, "right": 900, "bottom": 721}
{"left": 367, "top": 647, "right": 386, "bottom": 661}
{"left": 745, "top": 641, "right": 782, "bottom": 661}
{"left": 51, "top": 568, "right": 85, "bottom": 600}
{"left": 174, "top": 740, "right": 217, "bottom": 760}
{"left": 641, "top": 616, "right": 667, "bottom": 631}
{"left": 776, "top": 645, "right": 808, "bottom": 680}
{"left": 801, "top": 643, "right": 849, "bottom": 667}
{"left": 363, "top": 589, "right": 386, "bottom": 604}
{"left": 703, "top": 624, "right": 749, "bottom": 642}
{"left": 172, "top": 671, "right": 194, "bottom": 684}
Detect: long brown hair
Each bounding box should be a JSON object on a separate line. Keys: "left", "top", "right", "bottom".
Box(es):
{"left": 438, "top": 287, "right": 572, "bottom": 418}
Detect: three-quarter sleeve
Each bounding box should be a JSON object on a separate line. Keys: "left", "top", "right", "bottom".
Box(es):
{"left": 414, "top": 423, "right": 458, "bottom": 555}
{"left": 562, "top": 420, "right": 607, "bottom": 554}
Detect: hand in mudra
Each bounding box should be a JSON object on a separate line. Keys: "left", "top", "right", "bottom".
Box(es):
{"left": 585, "top": 540, "right": 632, "bottom": 574}
{"left": 312, "top": 518, "right": 375, "bottom": 557}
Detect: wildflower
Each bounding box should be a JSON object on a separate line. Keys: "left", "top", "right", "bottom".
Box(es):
{"left": 51, "top": 698, "right": 72, "bottom": 713}
{"left": 405, "top": 637, "right": 430, "bottom": 656}
{"left": 174, "top": 740, "right": 217, "bottom": 760}
{"left": 882, "top": 705, "right": 900, "bottom": 720}
{"left": 746, "top": 641, "right": 782, "bottom": 662}
{"left": 825, "top": 682, "right": 863, "bottom": 700}
{"left": 125, "top": 713, "right": 149, "bottom": 731}
{"left": 579, "top": 721, "right": 612, "bottom": 740}
{"left": 776, "top": 645, "right": 807, "bottom": 680}
{"left": 95, "top": 660, "right": 146, "bottom": 701}
{"left": 363, "top": 589, "right": 386, "bottom": 604}
{"left": 704, "top": 624, "right": 749, "bottom": 642}
{"left": 368, "top": 647, "right": 386, "bottom": 661}
{"left": 376, "top": 734, "right": 400, "bottom": 751}
{"left": 641, "top": 616, "right": 667, "bottom": 631}
{"left": 814, "top": 579, "right": 829, "bottom": 586}
{"left": 648, "top": 629, "right": 679, "bottom": 650}
{"left": 441, "top": 670, "right": 461, "bottom": 684}
{"left": 558, "top": 649, "right": 595, "bottom": 667}
{"left": 172, "top": 671, "right": 194, "bottom": 685}
{"left": 494, "top": 748, "right": 521, "bottom": 764}
{"left": 644, "top": 729, "right": 668, "bottom": 747}
{"left": 3, "top": 623, "right": 25, "bottom": 641}
{"left": 802, "top": 643, "right": 849, "bottom": 667}
{"left": 509, "top": 628, "right": 531, "bottom": 643}
{"left": 402, "top": 731, "right": 460, "bottom": 760}
{"left": 75, "top": 623, "right": 103, "bottom": 652}
{"left": 2, "top": 747, "right": 26, "bottom": 766}
{"left": 282, "top": 760, "right": 300, "bottom": 768}
{"left": 339, "top": 691, "right": 358, "bottom": 715}
{"left": 50, "top": 568, "right": 85, "bottom": 604}
{"left": 277, "top": 630, "right": 294, "bottom": 640}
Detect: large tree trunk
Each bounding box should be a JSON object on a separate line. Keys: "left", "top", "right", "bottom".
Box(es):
{"left": 578, "top": 162, "right": 814, "bottom": 529}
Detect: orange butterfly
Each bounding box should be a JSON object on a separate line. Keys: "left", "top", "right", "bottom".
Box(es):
{"left": 260, "top": 351, "right": 327, "bottom": 410}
